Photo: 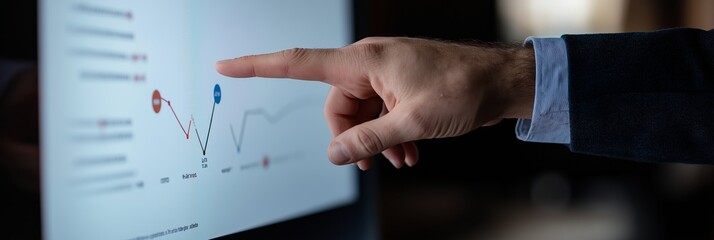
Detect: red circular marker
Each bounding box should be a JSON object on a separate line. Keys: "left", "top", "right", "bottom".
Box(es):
{"left": 152, "top": 90, "right": 162, "bottom": 113}
{"left": 262, "top": 155, "right": 270, "bottom": 169}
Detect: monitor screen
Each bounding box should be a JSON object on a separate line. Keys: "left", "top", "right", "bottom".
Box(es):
{"left": 39, "top": 1, "right": 357, "bottom": 239}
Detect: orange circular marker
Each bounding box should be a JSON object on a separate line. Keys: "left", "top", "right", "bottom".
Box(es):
{"left": 152, "top": 90, "right": 162, "bottom": 113}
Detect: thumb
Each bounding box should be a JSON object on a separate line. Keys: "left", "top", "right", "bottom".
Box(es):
{"left": 327, "top": 110, "right": 417, "bottom": 165}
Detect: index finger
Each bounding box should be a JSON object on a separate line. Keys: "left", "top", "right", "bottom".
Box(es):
{"left": 215, "top": 48, "right": 339, "bottom": 83}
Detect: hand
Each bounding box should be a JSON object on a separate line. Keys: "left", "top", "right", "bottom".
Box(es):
{"left": 0, "top": 65, "right": 39, "bottom": 193}
{"left": 215, "top": 37, "right": 535, "bottom": 170}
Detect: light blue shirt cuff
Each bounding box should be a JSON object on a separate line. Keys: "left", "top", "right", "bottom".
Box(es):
{"left": 515, "top": 37, "right": 571, "bottom": 144}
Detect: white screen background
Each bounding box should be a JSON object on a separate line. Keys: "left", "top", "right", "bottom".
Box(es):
{"left": 40, "top": 1, "right": 356, "bottom": 239}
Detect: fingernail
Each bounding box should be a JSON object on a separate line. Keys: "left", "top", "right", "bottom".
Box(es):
{"left": 217, "top": 58, "right": 235, "bottom": 63}
{"left": 387, "top": 156, "right": 402, "bottom": 169}
{"left": 356, "top": 162, "right": 368, "bottom": 171}
{"left": 329, "top": 142, "right": 351, "bottom": 164}
{"left": 405, "top": 158, "right": 415, "bottom": 167}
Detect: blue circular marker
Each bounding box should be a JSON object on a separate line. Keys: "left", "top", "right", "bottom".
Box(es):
{"left": 213, "top": 84, "right": 222, "bottom": 104}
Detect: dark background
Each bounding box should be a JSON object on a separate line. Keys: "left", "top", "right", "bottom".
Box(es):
{"left": 353, "top": 1, "right": 714, "bottom": 240}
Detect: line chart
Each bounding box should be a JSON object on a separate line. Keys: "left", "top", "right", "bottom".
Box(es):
{"left": 229, "top": 99, "right": 317, "bottom": 154}
{"left": 193, "top": 102, "right": 215, "bottom": 155}
{"left": 152, "top": 84, "right": 221, "bottom": 155}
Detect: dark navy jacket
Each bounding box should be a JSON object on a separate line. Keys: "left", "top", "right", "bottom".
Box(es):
{"left": 563, "top": 28, "right": 714, "bottom": 164}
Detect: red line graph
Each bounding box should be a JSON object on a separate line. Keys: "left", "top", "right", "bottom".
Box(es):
{"left": 151, "top": 85, "right": 221, "bottom": 155}
{"left": 161, "top": 98, "right": 193, "bottom": 139}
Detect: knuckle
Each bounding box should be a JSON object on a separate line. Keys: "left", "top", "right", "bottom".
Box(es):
{"left": 354, "top": 127, "right": 384, "bottom": 156}
{"left": 345, "top": 42, "right": 386, "bottom": 64}
{"left": 354, "top": 36, "right": 385, "bottom": 44}
{"left": 282, "top": 47, "right": 310, "bottom": 64}
{"left": 280, "top": 48, "right": 312, "bottom": 78}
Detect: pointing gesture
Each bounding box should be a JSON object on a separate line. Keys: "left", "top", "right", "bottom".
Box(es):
{"left": 216, "top": 37, "right": 535, "bottom": 170}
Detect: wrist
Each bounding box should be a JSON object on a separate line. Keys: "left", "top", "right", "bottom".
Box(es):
{"left": 496, "top": 44, "right": 535, "bottom": 119}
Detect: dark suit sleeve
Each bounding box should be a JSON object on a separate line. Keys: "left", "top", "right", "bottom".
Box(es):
{"left": 562, "top": 28, "right": 714, "bottom": 164}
